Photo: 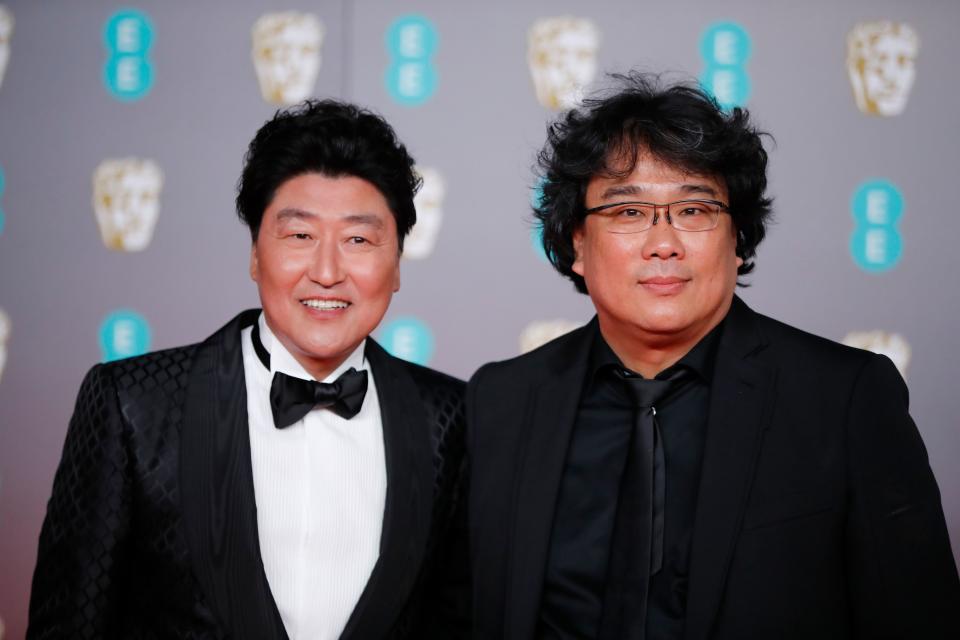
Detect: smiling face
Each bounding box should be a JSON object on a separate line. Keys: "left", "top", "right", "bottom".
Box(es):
{"left": 573, "top": 151, "right": 741, "bottom": 361}
{"left": 250, "top": 172, "right": 400, "bottom": 380}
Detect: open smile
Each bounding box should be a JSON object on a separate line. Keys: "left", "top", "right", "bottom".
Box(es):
{"left": 300, "top": 298, "right": 351, "bottom": 311}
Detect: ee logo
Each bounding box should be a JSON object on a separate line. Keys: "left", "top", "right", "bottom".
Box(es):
{"left": 103, "top": 9, "right": 155, "bottom": 101}
{"left": 700, "top": 21, "right": 752, "bottom": 110}
{"left": 100, "top": 309, "right": 151, "bottom": 362}
{"left": 530, "top": 224, "right": 548, "bottom": 263}
{"left": 850, "top": 180, "right": 903, "bottom": 273}
{"left": 379, "top": 316, "right": 435, "bottom": 365}
{"left": 530, "top": 179, "right": 548, "bottom": 263}
{"left": 385, "top": 14, "right": 438, "bottom": 106}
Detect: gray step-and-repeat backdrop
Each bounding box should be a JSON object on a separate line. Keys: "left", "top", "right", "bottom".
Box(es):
{"left": 0, "top": 0, "right": 957, "bottom": 636}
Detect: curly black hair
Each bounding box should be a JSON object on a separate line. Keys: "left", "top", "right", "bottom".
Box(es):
{"left": 236, "top": 99, "right": 421, "bottom": 250}
{"left": 535, "top": 72, "right": 773, "bottom": 293}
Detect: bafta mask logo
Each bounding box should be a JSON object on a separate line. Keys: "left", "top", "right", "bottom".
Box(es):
{"left": 93, "top": 158, "right": 164, "bottom": 252}
{"left": 406, "top": 167, "right": 445, "bottom": 259}
{"left": 252, "top": 12, "right": 324, "bottom": 105}
{"left": 519, "top": 319, "right": 581, "bottom": 354}
{"left": 0, "top": 308, "right": 9, "bottom": 383}
{"left": 847, "top": 21, "right": 919, "bottom": 117}
{"left": 842, "top": 330, "right": 911, "bottom": 379}
{"left": 528, "top": 17, "right": 600, "bottom": 111}
{"left": 0, "top": 5, "right": 13, "bottom": 91}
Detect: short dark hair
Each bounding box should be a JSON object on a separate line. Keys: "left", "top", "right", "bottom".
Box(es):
{"left": 535, "top": 72, "right": 773, "bottom": 294}
{"left": 236, "top": 99, "right": 420, "bottom": 250}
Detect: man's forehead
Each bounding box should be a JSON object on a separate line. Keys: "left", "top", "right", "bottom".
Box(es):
{"left": 273, "top": 208, "right": 387, "bottom": 227}
{"left": 605, "top": 145, "right": 706, "bottom": 174}
{"left": 596, "top": 181, "right": 723, "bottom": 201}
{"left": 591, "top": 151, "right": 726, "bottom": 195}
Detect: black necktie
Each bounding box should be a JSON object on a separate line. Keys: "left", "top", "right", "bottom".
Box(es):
{"left": 599, "top": 366, "right": 691, "bottom": 640}
{"left": 251, "top": 320, "right": 369, "bottom": 429}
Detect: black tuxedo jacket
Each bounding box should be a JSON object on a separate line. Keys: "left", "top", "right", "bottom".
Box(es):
{"left": 29, "top": 310, "right": 468, "bottom": 640}
{"left": 467, "top": 297, "right": 959, "bottom": 639}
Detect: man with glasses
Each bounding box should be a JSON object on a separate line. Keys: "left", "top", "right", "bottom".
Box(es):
{"left": 467, "top": 73, "right": 958, "bottom": 638}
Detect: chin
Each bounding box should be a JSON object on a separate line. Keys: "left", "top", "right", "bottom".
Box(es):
{"left": 633, "top": 309, "right": 695, "bottom": 334}
{"left": 302, "top": 337, "right": 352, "bottom": 358}
{"left": 633, "top": 304, "right": 684, "bottom": 326}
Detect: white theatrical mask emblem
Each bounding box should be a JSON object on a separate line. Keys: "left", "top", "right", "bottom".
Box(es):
{"left": 519, "top": 319, "right": 582, "bottom": 354}
{"left": 847, "top": 21, "right": 919, "bottom": 117}
{"left": 528, "top": 17, "right": 600, "bottom": 111}
{"left": 0, "top": 5, "right": 13, "bottom": 91}
{"left": 92, "top": 158, "right": 164, "bottom": 252}
{"left": 842, "top": 330, "right": 912, "bottom": 379}
{"left": 252, "top": 12, "right": 324, "bottom": 105}
{"left": 0, "top": 308, "right": 9, "bottom": 383}
{"left": 406, "top": 167, "right": 445, "bottom": 260}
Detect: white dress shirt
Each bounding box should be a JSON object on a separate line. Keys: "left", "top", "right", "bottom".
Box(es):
{"left": 240, "top": 314, "right": 387, "bottom": 640}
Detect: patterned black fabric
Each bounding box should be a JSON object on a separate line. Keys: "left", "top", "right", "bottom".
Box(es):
{"left": 406, "top": 362, "right": 468, "bottom": 525}
{"left": 394, "top": 363, "right": 470, "bottom": 639}
{"left": 28, "top": 338, "right": 467, "bottom": 640}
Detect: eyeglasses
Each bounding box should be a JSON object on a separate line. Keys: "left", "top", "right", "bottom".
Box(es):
{"left": 584, "top": 199, "right": 730, "bottom": 233}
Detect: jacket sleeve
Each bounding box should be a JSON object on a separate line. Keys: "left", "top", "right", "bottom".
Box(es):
{"left": 844, "top": 354, "right": 960, "bottom": 637}
{"left": 27, "top": 364, "right": 132, "bottom": 639}
{"left": 408, "top": 376, "right": 472, "bottom": 639}
{"left": 414, "top": 453, "right": 472, "bottom": 639}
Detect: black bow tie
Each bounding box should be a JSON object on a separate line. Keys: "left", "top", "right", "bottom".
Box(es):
{"left": 252, "top": 320, "right": 369, "bottom": 429}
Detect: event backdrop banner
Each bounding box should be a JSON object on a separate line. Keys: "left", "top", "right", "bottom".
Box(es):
{"left": 0, "top": 0, "right": 958, "bottom": 636}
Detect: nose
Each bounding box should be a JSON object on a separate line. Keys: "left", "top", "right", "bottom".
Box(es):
{"left": 640, "top": 210, "right": 685, "bottom": 261}
{"left": 307, "top": 239, "right": 345, "bottom": 287}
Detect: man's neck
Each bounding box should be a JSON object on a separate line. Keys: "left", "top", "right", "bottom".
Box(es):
{"left": 598, "top": 315, "right": 725, "bottom": 379}
{"left": 260, "top": 314, "right": 363, "bottom": 383}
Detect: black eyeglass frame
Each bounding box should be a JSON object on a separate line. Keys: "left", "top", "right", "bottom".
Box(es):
{"left": 583, "top": 198, "right": 731, "bottom": 232}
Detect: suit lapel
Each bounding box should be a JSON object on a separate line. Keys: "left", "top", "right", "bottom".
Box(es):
{"left": 505, "top": 320, "right": 596, "bottom": 640}
{"left": 180, "top": 309, "right": 288, "bottom": 640}
{"left": 338, "top": 339, "right": 434, "bottom": 640}
{"left": 684, "top": 297, "right": 776, "bottom": 640}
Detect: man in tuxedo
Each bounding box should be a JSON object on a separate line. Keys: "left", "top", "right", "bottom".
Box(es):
{"left": 467, "top": 73, "right": 959, "bottom": 639}
{"left": 29, "top": 101, "right": 467, "bottom": 639}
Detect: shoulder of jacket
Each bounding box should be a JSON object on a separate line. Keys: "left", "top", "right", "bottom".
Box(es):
{"left": 753, "top": 311, "right": 874, "bottom": 372}
{"left": 98, "top": 343, "right": 199, "bottom": 393}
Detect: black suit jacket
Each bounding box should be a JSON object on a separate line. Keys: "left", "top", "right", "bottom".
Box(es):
{"left": 29, "top": 310, "right": 468, "bottom": 640}
{"left": 467, "top": 297, "right": 959, "bottom": 639}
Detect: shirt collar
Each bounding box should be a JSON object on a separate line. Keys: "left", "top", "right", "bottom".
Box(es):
{"left": 257, "top": 312, "right": 367, "bottom": 383}
{"left": 588, "top": 316, "right": 724, "bottom": 384}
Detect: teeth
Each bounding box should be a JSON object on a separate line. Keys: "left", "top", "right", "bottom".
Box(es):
{"left": 301, "top": 299, "right": 349, "bottom": 310}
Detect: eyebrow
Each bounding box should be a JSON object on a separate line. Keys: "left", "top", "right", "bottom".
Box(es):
{"left": 599, "top": 183, "right": 721, "bottom": 200}
{"left": 275, "top": 208, "right": 385, "bottom": 228}
{"left": 344, "top": 213, "right": 385, "bottom": 228}
{"left": 275, "top": 208, "right": 315, "bottom": 222}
